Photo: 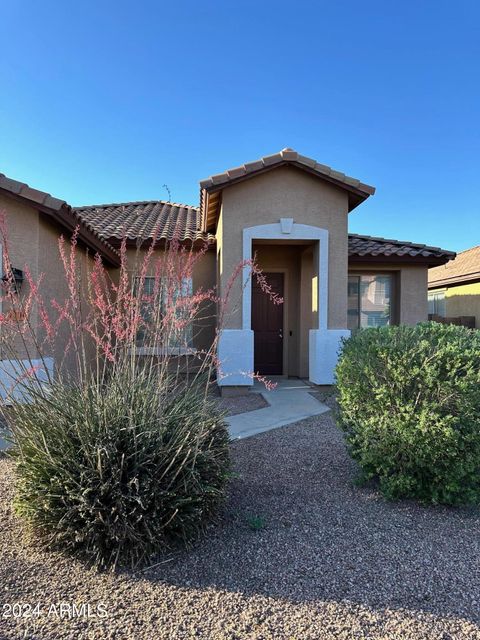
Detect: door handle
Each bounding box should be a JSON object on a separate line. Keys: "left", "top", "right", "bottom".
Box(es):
{"left": 279, "top": 330, "right": 283, "bottom": 339}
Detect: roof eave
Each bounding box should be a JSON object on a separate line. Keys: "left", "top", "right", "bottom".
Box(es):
{"left": 428, "top": 273, "right": 480, "bottom": 289}
{"left": 0, "top": 186, "right": 120, "bottom": 267}
{"left": 201, "top": 160, "right": 375, "bottom": 232}
{"left": 349, "top": 254, "right": 454, "bottom": 267}
{"left": 52, "top": 205, "right": 121, "bottom": 267}
{"left": 105, "top": 236, "right": 216, "bottom": 250}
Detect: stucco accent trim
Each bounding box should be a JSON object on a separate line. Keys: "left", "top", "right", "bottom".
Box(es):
{"left": 309, "top": 329, "right": 350, "bottom": 385}
{"left": 217, "top": 329, "right": 254, "bottom": 387}
{"left": 242, "top": 222, "right": 329, "bottom": 332}
{"left": 0, "top": 357, "right": 54, "bottom": 404}
{"left": 280, "top": 218, "right": 294, "bottom": 234}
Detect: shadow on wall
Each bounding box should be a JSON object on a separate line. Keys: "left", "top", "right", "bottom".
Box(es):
{"left": 445, "top": 291, "right": 480, "bottom": 329}
{"left": 429, "top": 314, "right": 476, "bottom": 328}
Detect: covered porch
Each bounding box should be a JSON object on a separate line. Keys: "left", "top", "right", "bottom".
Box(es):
{"left": 251, "top": 239, "right": 315, "bottom": 379}
{"left": 217, "top": 219, "right": 350, "bottom": 391}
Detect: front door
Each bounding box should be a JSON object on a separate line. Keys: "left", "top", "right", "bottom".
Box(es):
{"left": 252, "top": 272, "right": 284, "bottom": 375}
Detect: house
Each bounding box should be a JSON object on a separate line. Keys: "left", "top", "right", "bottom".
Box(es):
{"left": 0, "top": 148, "right": 455, "bottom": 395}
{"left": 428, "top": 245, "right": 480, "bottom": 328}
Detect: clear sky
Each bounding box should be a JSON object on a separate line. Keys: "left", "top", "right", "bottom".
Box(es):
{"left": 1, "top": 1, "right": 479, "bottom": 252}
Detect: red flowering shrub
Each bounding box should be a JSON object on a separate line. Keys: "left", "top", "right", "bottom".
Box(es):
{"left": 0, "top": 211, "right": 281, "bottom": 569}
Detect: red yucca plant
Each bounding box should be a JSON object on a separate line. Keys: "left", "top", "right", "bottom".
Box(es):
{"left": 0, "top": 210, "right": 281, "bottom": 569}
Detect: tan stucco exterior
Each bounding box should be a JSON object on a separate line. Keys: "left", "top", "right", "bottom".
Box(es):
{"left": 348, "top": 263, "right": 429, "bottom": 326}
{"left": 0, "top": 165, "right": 441, "bottom": 387}
{"left": 398, "top": 265, "right": 429, "bottom": 324}
{"left": 429, "top": 281, "right": 480, "bottom": 328}
{"left": 0, "top": 194, "right": 41, "bottom": 360}
{"left": 0, "top": 192, "right": 97, "bottom": 374}
{"left": 122, "top": 246, "right": 217, "bottom": 354}
{"left": 38, "top": 215, "right": 98, "bottom": 374}
{"left": 216, "top": 165, "right": 349, "bottom": 330}
{"left": 444, "top": 282, "right": 480, "bottom": 326}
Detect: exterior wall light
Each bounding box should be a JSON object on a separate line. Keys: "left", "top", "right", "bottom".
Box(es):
{"left": 1, "top": 267, "right": 24, "bottom": 293}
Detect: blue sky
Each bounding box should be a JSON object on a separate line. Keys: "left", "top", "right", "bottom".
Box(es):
{"left": 1, "top": 0, "right": 479, "bottom": 252}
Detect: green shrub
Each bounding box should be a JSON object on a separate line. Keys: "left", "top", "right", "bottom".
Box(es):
{"left": 9, "top": 367, "right": 230, "bottom": 569}
{"left": 336, "top": 323, "right": 480, "bottom": 505}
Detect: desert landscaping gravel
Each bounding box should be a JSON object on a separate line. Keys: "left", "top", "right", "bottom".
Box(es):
{"left": 1, "top": 412, "right": 480, "bottom": 639}
{"left": 215, "top": 391, "right": 269, "bottom": 416}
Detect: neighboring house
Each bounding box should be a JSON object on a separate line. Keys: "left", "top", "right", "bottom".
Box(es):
{"left": 0, "top": 148, "right": 455, "bottom": 395}
{"left": 428, "top": 245, "right": 480, "bottom": 328}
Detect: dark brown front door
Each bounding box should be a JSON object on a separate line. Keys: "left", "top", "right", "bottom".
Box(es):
{"left": 252, "top": 272, "right": 284, "bottom": 375}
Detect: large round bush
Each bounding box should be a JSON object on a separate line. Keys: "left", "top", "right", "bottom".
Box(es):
{"left": 336, "top": 323, "right": 480, "bottom": 504}
{"left": 10, "top": 369, "right": 230, "bottom": 569}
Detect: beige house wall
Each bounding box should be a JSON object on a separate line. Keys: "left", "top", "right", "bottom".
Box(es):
{"left": 191, "top": 249, "right": 217, "bottom": 352}
{"left": 443, "top": 281, "right": 480, "bottom": 327}
{"left": 299, "top": 248, "right": 314, "bottom": 377}
{"left": 398, "top": 266, "right": 428, "bottom": 324}
{"left": 123, "top": 245, "right": 217, "bottom": 354}
{"left": 0, "top": 193, "right": 98, "bottom": 377}
{"left": 0, "top": 197, "right": 218, "bottom": 375}
{"left": 348, "top": 262, "right": 429, "bottom": 325}
{"left": 1, "top": 182, "right": 437, "bottom": 388}
{"left": 38, "top": 216, "right": 98, "bottom": 375}
{"left": 217, "top": 166, "right": 349, "bottom": 330}
{"left": 0, "top": 194, "right": 41, "bottom": 360}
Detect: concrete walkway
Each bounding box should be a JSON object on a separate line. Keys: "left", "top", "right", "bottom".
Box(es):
{"left": 227, "top": 378, "right": 330, "bottom": 439}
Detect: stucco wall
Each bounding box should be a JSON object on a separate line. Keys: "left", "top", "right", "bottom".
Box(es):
{"left": 192, "top": 249, "right": 217, "bottom": 352}
{"left": 0, "top": 193, "right": 41, "bottom": 360}
{"left": 299, "top": 248, "right": 314, "bottom": 377}
{"left": 349, "top": 262, "right": 429, "bottom": 325}
{"left": 399, "top": 266, "right": 428, "bottom": 324}
{"left": 38, "top": 215, "right": 97, "bottom": 375}
{"left": 217, "top": 166, "right": 349, "bottom": 330}
{"left": 122, "top": 245, "right": 217, "bottom": 353}
{"left": 0, "top": 196, "right": 218, "bottom": 374}
{"left": 0, "top": 192, "right": 98, "bottom": 378}
{"left": 445, "top": 281, "right": 480, "bottom": 327}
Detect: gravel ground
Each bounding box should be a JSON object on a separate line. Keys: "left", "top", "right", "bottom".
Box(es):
{"left": 216, "top": 392, "right": 269, "bottom": 416}
{"left": 309, "top": 390, "right": 338, "bottom": 411}
{"left": 1, "top": 412, "right": 480, "bottom": 639}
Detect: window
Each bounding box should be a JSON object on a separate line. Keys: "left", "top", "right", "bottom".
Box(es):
{"left": 348, "top": 274, "right": 393, "bottom": 332}
{"left": 135, "top": 276, "right": 193, "bottom": 351}
{"left": 428, "top": 289, "right": 446, "bottom": 317}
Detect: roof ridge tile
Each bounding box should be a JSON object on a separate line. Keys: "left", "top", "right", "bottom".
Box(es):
{"left": 75, "top": 199, "right": 199, "bottom": 211}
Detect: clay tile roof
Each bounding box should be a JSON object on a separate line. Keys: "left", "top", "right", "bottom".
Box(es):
{"left": 0, "top": 172, "right": 120, "bottom": 265}
{"left": 349, "top": 234, "right": 455, "bottom": 266}
{"left": 428, "top": 245, "right": 480, "bottom": 287}
{"left": 199, "top": 147, "right": 376, "bottom": 195}
{"left": 75, "top": 200, "right": 214, "bottom": 245}
{"left": 200, "top": 148, "right": 376, "bottom": 232}
{"left": 0, "top": 172, "right": 68, "bottom": 210}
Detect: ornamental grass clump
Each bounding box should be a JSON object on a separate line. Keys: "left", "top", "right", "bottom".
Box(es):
{"left": 0, "top": 210, "right": 280, "bottom": 569}
{"left": 11, "top": 368, "right": 229, "bottom": 570}
{"left": 336, "top": 323, "right": 480, "bottom": 505}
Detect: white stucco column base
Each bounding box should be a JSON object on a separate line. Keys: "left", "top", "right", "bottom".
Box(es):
{"left": 0, "top": 357, "right": 54, "bottom": 404}
{"left": 217, "top": 329, "right": 254, "bottom": 387}
{"left": 309, "top": 329, "right": 350, "bottom": 385}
